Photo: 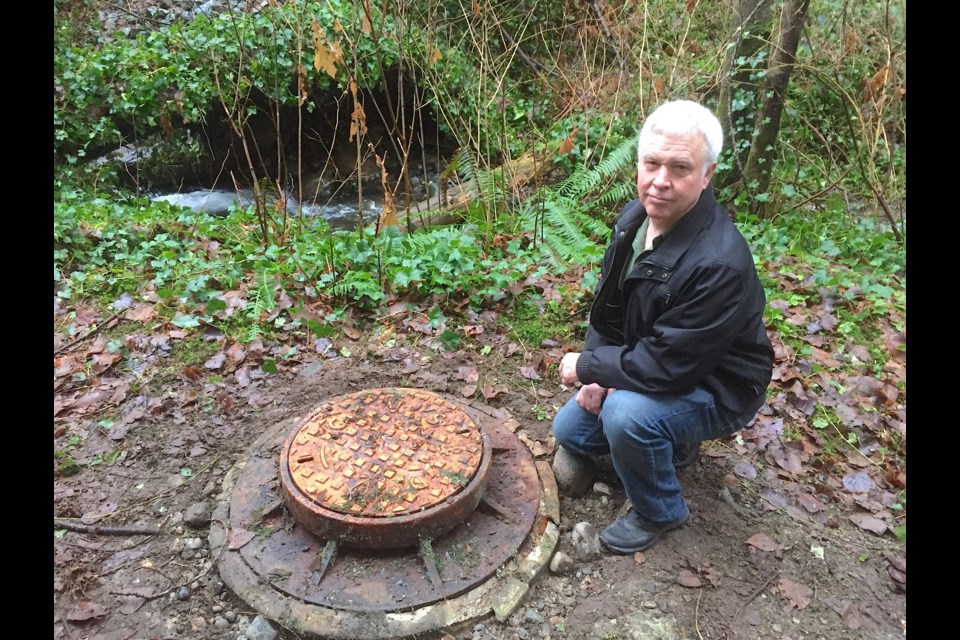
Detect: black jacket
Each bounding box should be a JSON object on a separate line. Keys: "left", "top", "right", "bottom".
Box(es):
{"left": 574, "top": 188, "right": 773, "bottom": 415}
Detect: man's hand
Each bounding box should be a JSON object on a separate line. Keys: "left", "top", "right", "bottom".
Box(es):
{"left": 576, "top": 383, "right": 610, "bottom": 415}
{"left": 560, "top": 352, "right": 581, "bottom": 387}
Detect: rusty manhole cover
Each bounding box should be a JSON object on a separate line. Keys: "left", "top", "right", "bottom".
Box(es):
{"left": 212, "top": 389, "right": 560, "bottom": 639}
{"left": 279, "top": 388, "right": 491, "bottom": 548}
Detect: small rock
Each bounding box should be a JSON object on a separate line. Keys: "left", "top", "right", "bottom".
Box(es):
{"left": 212, "top": 605, "right": 223, "bottom": 614}
{"left": 515, "top": 628, "right": 530, "bottom": 639}
{"left": 184, "top": 537, "right": 205, "bottom": 550}
{"left": 245, "top": 615, "right": 278, "bottom": 640}
{"left": 641, "top": 580, "right": 657, "bottom": 594}
{"left": 214, "top": 616, "right": 230, "bottom": 629}
{"left": 176, "top": 586, "right": 191, "bottom": 601}
{"left": 549, "top": 551, "right": 576, "bottom": 575}
{"left": 184, "top": 501, "right": 213, "bottom": 528}
{"left": 592, "top": 481, "right": 614, "bottom": 496}
{"left": 472, "top": 623, "right": 485, "bottom": 633}
{"left": 209, "top": 576, "right": 226, "bottom": 595}
{"left": 571, "top": 522, "right": 602, "bottom": 561}
{"left": 642, "top": 600, "right": 657, "bottom": 609}
{"left": 773, "top": 624, "right": 783, "bottom": 632}
{"left": 524, "top": 608, "right": 545, "bottom": 624}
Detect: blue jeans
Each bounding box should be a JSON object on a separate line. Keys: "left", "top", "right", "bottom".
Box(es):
{"left": 552, "top": 387, "right": 757, "bottom": 523}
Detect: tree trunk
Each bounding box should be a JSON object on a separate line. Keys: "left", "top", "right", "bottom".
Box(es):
{"left": 742, "top": 0, "right": 810, "bottom": 217}
{"left": 715, "top": 0, "right": 775, "bottom": 191}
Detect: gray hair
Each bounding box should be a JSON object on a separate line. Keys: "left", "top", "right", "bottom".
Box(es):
{"left": 637, "top": 100, "right": 723, "bottom": 171}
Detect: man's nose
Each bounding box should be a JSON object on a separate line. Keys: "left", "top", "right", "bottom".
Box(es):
{"left": 652, "top": 166, "right": 670, "bottom": 187}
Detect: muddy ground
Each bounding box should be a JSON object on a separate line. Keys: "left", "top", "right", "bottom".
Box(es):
{"left": 53, "top": 336, "right": 907, "bottom": 640}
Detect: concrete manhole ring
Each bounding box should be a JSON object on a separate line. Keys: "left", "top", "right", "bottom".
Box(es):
{"left": 210, "top": 390, "right": 560, "bottom": 639}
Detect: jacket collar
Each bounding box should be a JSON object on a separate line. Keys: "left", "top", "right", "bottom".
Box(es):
{"left": 617, "top": 187, "right": 718, "bottom": 269}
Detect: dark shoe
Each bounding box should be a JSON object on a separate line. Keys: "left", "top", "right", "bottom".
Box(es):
{"left": 599, "top": 507, "right": 690, "bottom": 554}
{"left": 551, "top": 446, "right": 598, "bottom": 498}
{"left": 673, "top": 442, "right": 701, "bottom": 469}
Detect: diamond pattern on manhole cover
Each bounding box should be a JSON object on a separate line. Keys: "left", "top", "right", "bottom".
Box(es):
{"left": 285, "top": 388, "right": 484, "bottom": 517}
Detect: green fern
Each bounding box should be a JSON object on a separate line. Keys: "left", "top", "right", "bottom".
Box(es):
{"left": 522, "top": 133, "right": 638, "bottom": 265}
{"left": 243, "top": 267, "right": 277, "bottom": 342}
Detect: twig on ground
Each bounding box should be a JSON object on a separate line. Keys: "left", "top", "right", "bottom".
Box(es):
{"left": 55, "top": 312, "right": 121, "bottom": 356}
{"left": 734, "top": 571, "right": 780, "bottom": 619}
{"left": 109, "top": 518, "right": 229, "bottom": 601}
{"left": 54, "top": 519, "right": 161, "bottom": 536}
{"left": 694, "top": 587, "right": 704, "bottom": 640}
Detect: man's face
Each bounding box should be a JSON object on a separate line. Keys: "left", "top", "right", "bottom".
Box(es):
{"left": 636, "top": 132, "right": 716, "bottom": 228}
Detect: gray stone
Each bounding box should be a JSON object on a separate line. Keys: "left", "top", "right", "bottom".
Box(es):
{"left": 176, "top": 586, "right": 191, "bottom": 601}
{"left": 225, "top": 610, "right": 238, "bottom": 622}
{"left": 571, "top": 522, "right": 602, "bottom": 561}
{"left": 524, "top": 608, "right": 545, "bottom": 624}
{"left": 551, "top": 447, "right": 597, "bottom": 497}
{"left": 622, "top": 609, "right": 679, "bottom": 640}
{"left": 593, "top": 481, "right": 614, "bottom": 496}
{"left": 549, "top": 550, "right": 576, "bottom": 575}
{"left": 184, "top": 537, "right": 205, "bottom": 550}
{"left": 214, "top": 616, "right": 230, "bottom": 629}
{"left": 184, "top": 500, "right": 213, "bottom": 528}
{"left": 245, "top": 615, "right": 278, "bottom": 640}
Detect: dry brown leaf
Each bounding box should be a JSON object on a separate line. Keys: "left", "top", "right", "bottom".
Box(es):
{"left": 429, "top": 48, "right": 443, "bottom": 65}
{"left": 460, "top": 384, "right": 477, "bottom": 398}
{"left": 775, "top": 577, "right": 812, "bottom": 609}
{"left": 849, "top": 513, "right": 889, "bottom": 535}
{"left": 558, "top": 130, "right": 577, "bottom": 155}
{"left": 678, "top": 569, "right": 702, "bottom": 588}
{"left": 746, "top": 532, "right": 780, "bottom": 552}
{"left": 67, "top": 601, "right": 108, "bottom": 621}
{"left": 313, "top": 42, "right": 340, "bottom": 78}
{"left": 343, "top": 326, "right": 362, "bottom": 340}
{"left": 519, "top": 366, "right": 541, "bottom": 380}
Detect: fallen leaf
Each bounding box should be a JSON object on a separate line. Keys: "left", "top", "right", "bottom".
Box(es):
{"left": 842, "top": 471, "right": 874, "bottom": 493}
{"left": 797, "top": 492, "right": 825, "bottom": 513}
{"left": 746, "top": 532, "right": 780, "bottom": 552}
{"left": 775, "top": 577, "right": 812, "bottom": 609}
{"left": 460, "top": 384, "right": 476, "bottom": 398}
{"left": 678, "top": 569, "right": 702, "bottom": 588}
{"left": 733, "top": 460, "right": 757, "bottom": 480}
{"left": 771, "top": 445, "right": 804, "bottom": 474}
{"left": 481, "top": 385, "right": 505, "bottom": 400}
{"left": 849, "top": 513, "right": 889, "bottom": 535}
{"left": 125, "top": 304, "right": 155, "bottom": 322}
{"left": 633, "top": 552, "right": 646, "bottom": 564}
{"left": 519, "top": 366, "right": 541, "bottom": 380}
{"left": 428, "top": 48, "right": 443, "bottom": 65}
{"left": 454, "top": 366, "right": 480, "bottom": 383}
{"left": 67, "top": 601, "right": 107, "bottom": 621}
{"left": 343, "top": 326, "right": 362, "bottom": 340}
{"left": 204, "top": 352, "right": 226, "bottom": 370}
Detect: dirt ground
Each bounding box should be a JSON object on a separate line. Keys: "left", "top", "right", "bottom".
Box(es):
{"left": 53, "top": 338, "right": 907, "bottom": 640}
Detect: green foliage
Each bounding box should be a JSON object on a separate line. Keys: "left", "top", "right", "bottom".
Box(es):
{"left": 54, "top": 1, "right": 407, "bottom": 163}
{"left": 517, "top": 134, "right": 638, "bottom": 266}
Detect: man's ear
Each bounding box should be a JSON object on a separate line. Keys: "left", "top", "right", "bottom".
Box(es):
{"left": 702, "top": 162, "right": 718, "bottom": 189}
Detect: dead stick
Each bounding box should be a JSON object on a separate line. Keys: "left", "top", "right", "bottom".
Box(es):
{"left": 54, "top": 519, "right": 160, "bottom": 536}
{"left": 735, "top": 571, "right": 780, "bottom": 618}
{"left": 694, "top": 587, "right": 704, "bottom": 640}
{"left": 55, "top": 312, "right": 121, "bottom": 356}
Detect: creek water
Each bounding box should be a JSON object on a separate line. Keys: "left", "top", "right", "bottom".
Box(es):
{"left": 151, "top": 188, "right": 384, "bottom": 231}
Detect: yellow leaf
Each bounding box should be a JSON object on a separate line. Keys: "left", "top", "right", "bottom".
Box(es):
{"left": 314, "top": 45, "right": 337, "bottom": 78}
{"left": 429, "top": 48, "right": 443, "bottom": 65}
{"left": 361, "top": 1, "right": 372, "bottom": 33}
{"left": 557, "top": 127, "right": 577, "bottom": 155}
